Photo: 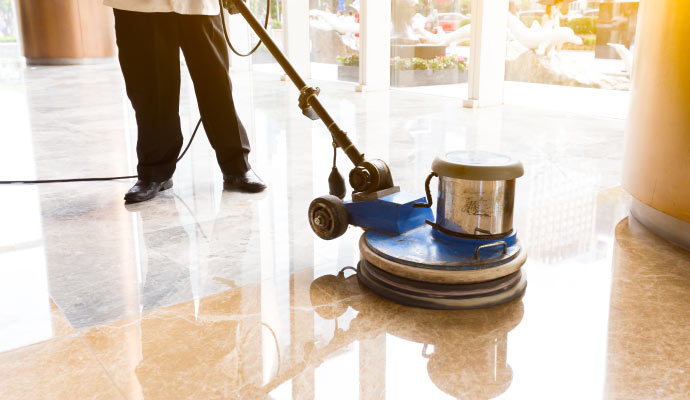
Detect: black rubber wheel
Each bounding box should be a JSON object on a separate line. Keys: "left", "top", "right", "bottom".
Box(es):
{"left": 308, "top": 195, "right": 349, "bottom": 240}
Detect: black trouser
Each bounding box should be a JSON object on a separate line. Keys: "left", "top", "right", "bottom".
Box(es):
{"left": 113, "top": 9, "right": 250, "bottom": 182}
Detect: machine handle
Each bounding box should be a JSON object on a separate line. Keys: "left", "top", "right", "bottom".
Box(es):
{"left": 473, "top": 241, "right": 508, "bottom": 260}
{"left": 228, "top": 0, "right": 365, "bottom": 166}
{"left": 413, "top": 172, "right": 438, "bottom": 208}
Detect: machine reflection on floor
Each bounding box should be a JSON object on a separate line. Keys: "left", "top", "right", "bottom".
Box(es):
{"left": 248, "top": 268, "right": 524, "bottom": 399}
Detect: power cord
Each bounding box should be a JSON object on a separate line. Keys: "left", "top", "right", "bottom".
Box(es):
{"left": 220, "top": 0, "right": 271, "bottom": 57}
{"left": 0, "top": 119, "right": 202, "bottom": 185}
{"left": 1, "top": 0, "right": 271, "bottom": 185}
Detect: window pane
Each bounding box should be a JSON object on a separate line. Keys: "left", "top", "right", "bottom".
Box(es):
{"left": 505, "top": 0, "right": 638, "bottom": 91}
{"left": 250, "top": 0, "right": 285, "bottom": 75}
{"left": 390, "top": 0, "right": 471, "bottom": 90}
{"left": 309, "top": 0, "right": 360, "bottom": 82}
{"left": 0, "top": 0, "right": 19, "bottom": 59}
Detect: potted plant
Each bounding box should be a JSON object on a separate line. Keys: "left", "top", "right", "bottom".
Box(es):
{"left": 336, "top": 54, "right": 360, "bottom": 82}
{"left": 391, "top": 55, "right": 468, "bottom": 87}
{"left": 337, "top": 54, "right": 468, "bottom": 87}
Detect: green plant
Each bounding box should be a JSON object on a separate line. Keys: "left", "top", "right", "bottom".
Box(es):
{"left": 337, "top": 54, "right": 468, "bottom": 72}
{"left": 336, "top": 54, "right": 359, "bottom": 66}
{"left": 565, "top": 17, "right": 597, "bottom": 35}
{"left": 0, "top": 35, "right": 16, "bottom": 43}
{"left": 582, "top": 34, "right": 596, "bottom": 46}
{"left": 390, "top": 56, "right": 467, "bottom": 71}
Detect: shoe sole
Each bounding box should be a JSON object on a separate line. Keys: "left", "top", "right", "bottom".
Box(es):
{"left": 124, "top": 180, "right": 173, "bottom": 204}
{"left": 223, "top": 181, "right": 267, "bottom": 193}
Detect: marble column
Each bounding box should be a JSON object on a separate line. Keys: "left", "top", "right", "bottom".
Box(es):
{"left": 622, "top": 0, "right": 690, "bottom": 249}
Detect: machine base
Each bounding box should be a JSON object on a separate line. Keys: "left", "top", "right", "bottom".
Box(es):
{"left": 360, "top": 226, "right": 527, "bottom": 284}
{"left": 357, "top": 228, "right": 527, "bottom": 309}
{"left": 357, "top": 259, "right": 527, "bottom": 310}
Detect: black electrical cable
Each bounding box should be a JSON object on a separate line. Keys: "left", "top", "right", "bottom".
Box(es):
{"left": 0, "top": 119, "right": 202, "bottom": 185}
{"left": 1, "top": 0, "right": 271, "bottom": 185}
{"left": 219, "top": 0, "right": 271, "bottom": 58}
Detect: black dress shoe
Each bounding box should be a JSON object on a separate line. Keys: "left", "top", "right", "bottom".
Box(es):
{"left": 124, "top": 179, "right": 173, "bottom": 203}
{"left": 223, "top": 169, "right": 267, "bottom": 192}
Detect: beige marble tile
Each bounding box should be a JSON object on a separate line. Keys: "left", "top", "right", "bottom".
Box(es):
{"left": 49, "top": 299, "right": 74, "bottom": 337}
{"left": 82, "top": 267, "right": 524, "bottom": 400}
{"left": 605, "top": 217, "right": 690, "bottom": 399}
{"left": 3, "top": 188, "right": 689, "bottom": 400}
{"left": 82, "top": 284, "right": 264, "bottom": 400}
{"left": 0, "top": 59, "right": 626, "bottom": 330}
{"left": 0, "top": 334, "right": 124, "bottom": 400}
{"left": 5, "top": 50, "right": 688, "bottom": 400}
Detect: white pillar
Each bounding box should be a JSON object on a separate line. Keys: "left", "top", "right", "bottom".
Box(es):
{"left": 463, "top": 0, "right": 509, "bottom": 108}
{"left": 282, "top": 0, "right": 311, "bottom": 79}
{"left": 227, "top": 10, "right": 252, "bottom": 72}
{"left": 356, "top": 0, "right": 391, "bottom": 92}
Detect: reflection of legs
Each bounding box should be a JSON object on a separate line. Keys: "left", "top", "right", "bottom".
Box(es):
{"left": 208, "top": 190, "right": 257, "bottom": 283}
{"left": 179, "top": 14, "right": 251, "bottom": 174}
{"left": 135, "top": 199, "right": 193, "bottom": 311}
{"left": 174, "top": 195, "right": 210, "bottom": 303}
{"left": 114, "top": 10, "right": 183, "bottom": 182}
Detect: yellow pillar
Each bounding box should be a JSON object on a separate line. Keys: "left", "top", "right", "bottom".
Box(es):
{"left": 622, "top": 0, "right": 690, "bottom": 248}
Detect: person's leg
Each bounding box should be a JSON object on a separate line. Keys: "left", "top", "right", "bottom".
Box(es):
{"left": 177, "top": 14, "right": 251, "bottom": 175}
{"left": 114, "top": 9, "right": 183, "bottom": 182}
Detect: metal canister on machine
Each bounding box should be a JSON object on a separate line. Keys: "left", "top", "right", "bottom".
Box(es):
{"left": 431, "top": 151, "right": 524, "bottom": 237}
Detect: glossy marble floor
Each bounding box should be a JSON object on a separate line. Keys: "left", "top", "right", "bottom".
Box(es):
{"left": 1, "top": 55, "right": 689, "bottom": 399}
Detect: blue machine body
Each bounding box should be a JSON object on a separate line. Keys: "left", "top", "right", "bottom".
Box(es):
{"left": 345, "top": 191, "right": 520, "bottom": 269}
{"left": 365, "top": 225, "right": 520, "bottom": 269}
{"left": 344, "top": 192, "right": 433, "bottom": 235}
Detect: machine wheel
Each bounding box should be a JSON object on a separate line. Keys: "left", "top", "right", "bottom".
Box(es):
{"left": 308, "top": 195, "right": 348, "bottom": 240}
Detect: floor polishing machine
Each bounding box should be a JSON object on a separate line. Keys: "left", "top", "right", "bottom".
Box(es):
{"left": 227, "top": 0, "right": 527, "bottom": 309}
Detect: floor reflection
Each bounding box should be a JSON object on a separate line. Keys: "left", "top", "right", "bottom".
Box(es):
{"left": 8, "top": 56, "right": 688, "bottom": 399}
{"left": 605, "top": 217, "right": 690, "bottom": 399}
{"left": 0, "top": 68, "right": 54, "bottom": 351}
{"left": 304, "top": 269, "right": 524, "bottom": 400}
{"left": 78, "top": 265, "right": 524, "bottom": 400}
